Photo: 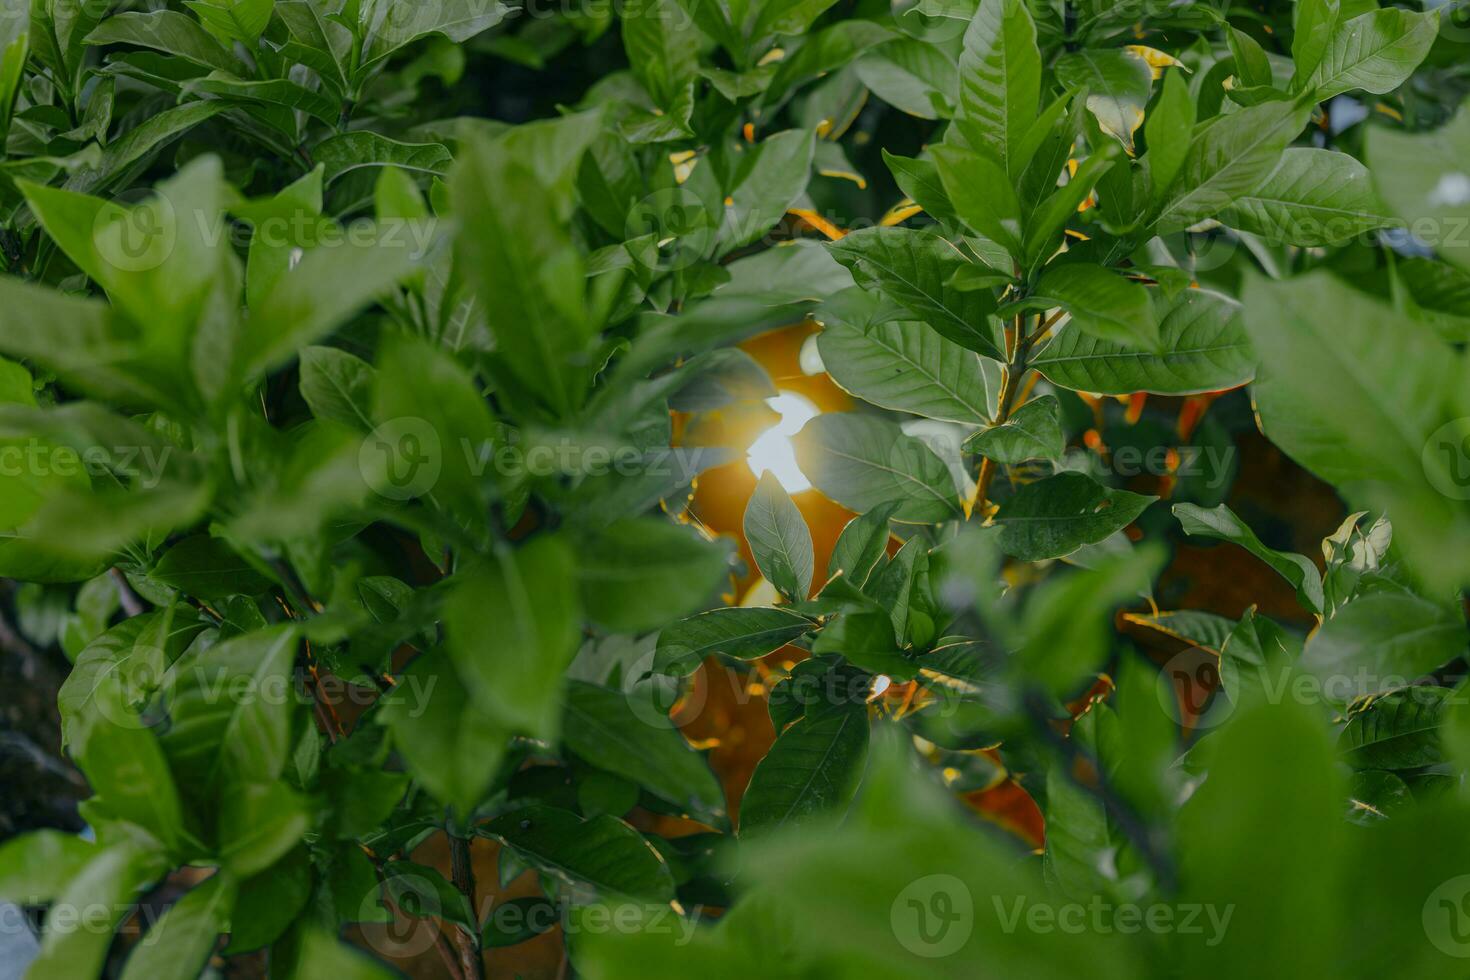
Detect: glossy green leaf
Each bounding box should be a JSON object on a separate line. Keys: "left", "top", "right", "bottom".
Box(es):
{"left": 993, "top": 472, "right": 1156, "bottom": 561}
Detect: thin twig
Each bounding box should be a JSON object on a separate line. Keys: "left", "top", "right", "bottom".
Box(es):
{"left": 449, "top": 835, "right": 484, "bottom": 980}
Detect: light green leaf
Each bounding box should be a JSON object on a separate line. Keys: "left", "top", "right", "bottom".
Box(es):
{"left": 1033, "top": 287, "right": 1253, "bottom": 395}
{"left": 955, "top": 0, "right": 1041, "bottom": 174}
{"left": 817, "top": 318, "right": 990, "bottom": 424}
{"left": 745, "top": 472, "right": 815, "bottom": 600}
{"left": 1218, "top": 147, "right": 1396, "bottom": 247}
{"left": 1153, "top": 100, "right": 1309, "bottom": 235}
{"left": 1145, "top": 70, "right": 1195, "bottom": 202}
{"left": 119, "top": 875, "right": 235, "bottom": 980}
{"left": 446, "top": 537, "right": 582, "bottom": 741}
{"left": 1302, "top": 593, "right": 1465, "bottom": 699}
{"left": 379, "top": 653, "right": 507, "bottom": 816}
{"left": 1368, "top": 102, "right": 1470, "bottom": 272}
{"left": 1303, "top": 7, "right": 1439, "bottom": 102}
{"left": 793, "top": 413, "right": 962, "bottom": 523}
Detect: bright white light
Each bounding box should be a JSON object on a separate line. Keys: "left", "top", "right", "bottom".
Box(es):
{"left": 746, "top": 392, "right": 819, "bottom": 494}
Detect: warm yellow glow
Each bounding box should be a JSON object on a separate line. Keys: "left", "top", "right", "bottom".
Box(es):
{"left": 746, "top": 392, "right": 819, "bottom": 494}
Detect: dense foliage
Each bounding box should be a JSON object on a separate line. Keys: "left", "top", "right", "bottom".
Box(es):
{"left": 1, "top": 0, "right": 1470, "bottom": 977}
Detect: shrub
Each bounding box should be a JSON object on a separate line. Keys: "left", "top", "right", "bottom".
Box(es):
{"left": 1, "top": 0, "right": 1469, "bottom": 977}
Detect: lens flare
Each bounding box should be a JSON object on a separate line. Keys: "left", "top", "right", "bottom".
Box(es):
{"left": 746, "top": 392, "right": 819, "bottom": 494}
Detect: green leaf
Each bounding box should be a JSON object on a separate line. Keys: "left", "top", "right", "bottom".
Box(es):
{"left": 562, "top": 680, "right": 726, "bottom": 823}
{"left": 1227, "top": 26, "right": 1274, "bottom": 89}
{"left": 1173, "top": 503, "right": 1325, "bottom": 615}
{"left": 1303, "top": 7, "right": 1438, "bottom": 102}
{"left": 1145, "top": 70, "right": 1195, "bottom": 202}
{"left": 1034, "top": 263, "right": 1159, "bottom": 351}
{"left": 826, "top": 227, "right": 1002, "bottom": 360}
{"left": 809, "top": 608, "right": 915, "bottom": 678}
{"left": 119, "top": 875, "right": 235, "bottom": 980}
{"left": 720, "top": 129, "right": 815, "bottom": 254}
{"left": 0, "top": 831, "right": 96, "bottom": 904}
{"left": 1153, "top": 100, "right": 1309, "bottom": 235}
{"left": 484, "top": 806, "right": 676, "bottom": 902}
{"left": 27, "top": 843, "right": 169, "bottom": 980}
{"left": 1055, "top": 48, "right": 1154, "bottom": 154}
{"left": 744, "top": 472, "right": 815, "bottom": 600}
{"left": 1218, "top": 607, "right": 1300, "bottom": 707}
{"left": 360, "top": 0, "right": 512, "bottom": 66}
{"left": 622, "top": 0, "right": 700, "bottom": 110}
{"left": 1302, "top": 593, "right": 1465, "bottom": 700}
{"left": 314, "top": 132, "right": 452, "bottom": 183}
{"left": 577, "top": 519, "right": 733, "bottom": 633}
{"left": 817, "top": 317, "right": 990, "bottom": 423}
{"left": 185, "top": 0, "right": 275, "bottom": 45}
{"left": 1033, "top": 287, "right": 1253, "bottom": 395}
{"left": 218, "top": 780, "right": 311, "bottom": 876}
{"left": 1240, "top": 269, "right": 1458, "bottom": 490}
{"left": 452, "top": 134, "right": 594, "bottom": 417}
{"left": 446, "top": 537, "right": 583, "bottom": 741}
{"left": 826, "top": 502, "right": 898, "bottom": 586}
{"left": 654, "top": 607, "right": 813, "bottom": 676}
{"left": 1340, "top": 686, "right": 1455, "bottom": 770}
{"left": 72, "top": 673, "right": 187, "bottom": 852}
{"left": 299, "top": 346, "right": 376, "bottom": 431}
{"left": 370, "top": 333, "right": 497, "bottom": 530}
{"left": 1368, "top": 102, "right": 1470, "bottom": 273}
{"left": 279, "top": 928, "right": 401, "bottom": 980}
{"left": 151, "top": 535, "right": 271, "bottom": 599}
{"left": 1217, "top": 148, "right": 1396, "bottom": 247}
{"left": 161, "top": 624, "right": 300, "bottom": 790}
{"left": 739, "top": 700, "right": 869, "bottom": 836}
{"left": 966, "top": 394, "right": 1063, "bottom": 463}
{"left": 244, "top": 221, "right": 426, "bottom": 381}
{"left": 932, "top": 142, "right": 1024, "bottom": 256}
{"left": 379, "top": 653, "right": 506, "bottom": 816}
{"left": 86, "top": 11, "right": 240, "bottom": 73}
{"left": 793, "top": 413, "right": 961, "bottom": 523}
{"left": 993, "top": 472, "right": 1156, "bottom": 561}
{"left": 955, "top": 0, "right": 1041, "bottom": 175}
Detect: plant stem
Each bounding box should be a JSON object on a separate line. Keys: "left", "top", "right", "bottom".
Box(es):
{"left": 450, "top": 835, "right": 484, "bottom": 980}
{"left": 971, "top": 314, "right": 1042, "bottom": 519}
